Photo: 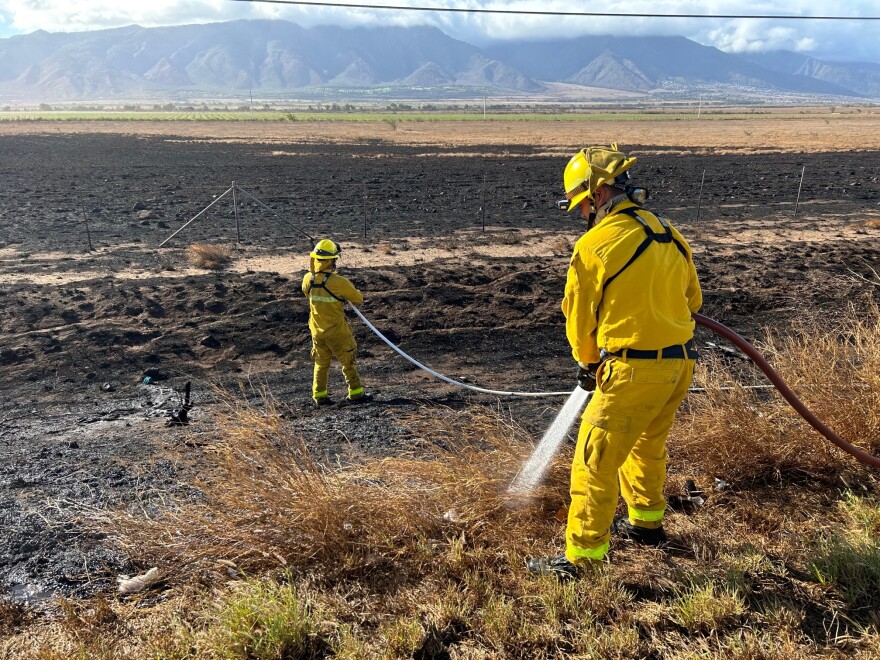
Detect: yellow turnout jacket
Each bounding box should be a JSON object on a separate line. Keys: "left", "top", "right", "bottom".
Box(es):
{"left": 301, "top": 259, "right": 364, "bottom": 338}
{"left": 563, "top": 199, "right": 702, "bottom": 365}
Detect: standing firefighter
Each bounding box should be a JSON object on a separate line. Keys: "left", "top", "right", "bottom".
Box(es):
{"left": 302, "top": 239, "right": 372, "bottom": 407}
{"left": 529, "top": 144, "right": 702, "bottom": 579}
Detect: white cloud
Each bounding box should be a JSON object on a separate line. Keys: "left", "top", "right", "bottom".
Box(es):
{"left": 705, "top": 23, "right": 816, "bottom": 54}
{"left": 0, "top": 0, "right": 878, "bottom": 62}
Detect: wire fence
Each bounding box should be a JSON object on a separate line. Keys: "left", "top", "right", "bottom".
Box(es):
{"left": 4, "top": 151, "right": 879, "bottom": 254}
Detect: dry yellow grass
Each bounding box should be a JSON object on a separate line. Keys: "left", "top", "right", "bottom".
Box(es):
{"left": 186, "top": 243, "right": 231, "bottom": 270}
{"left": 5, "top": 311, "right": 880, "bottom": 658}
{"left": 3, "top": 111, "right": 880, "bottom": 153}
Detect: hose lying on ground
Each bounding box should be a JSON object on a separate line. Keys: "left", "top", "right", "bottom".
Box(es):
{"left": 351, "top": 305, "right": 766, "bottom": 398}
{"left": 351, "top": 304, "right": 879, "bottom": 468}
{"left": 350, "top": 305, "right": 572, "bottom": 397}
{"left": 694, "top": 313, "right": 880, "bottom": 469}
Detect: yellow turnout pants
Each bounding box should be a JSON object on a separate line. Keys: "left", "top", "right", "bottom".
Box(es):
{"left": 566, "top": 355, "right": 695, "bottom": 563}
{"left": 311, "top": 327, "right": 363, "bottom": 400}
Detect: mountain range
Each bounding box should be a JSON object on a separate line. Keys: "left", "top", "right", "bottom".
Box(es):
{"left": 0, "top": 19, "right": 877, "bottom": 103}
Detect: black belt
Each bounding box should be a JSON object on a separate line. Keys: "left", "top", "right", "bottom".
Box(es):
{"left": 602, "top": 339, "right": 698, "bottom": 360}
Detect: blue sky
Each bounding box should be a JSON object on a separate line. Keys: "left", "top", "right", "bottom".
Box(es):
{"left": 1, "top": 1, "right": 878, "bottom": 63}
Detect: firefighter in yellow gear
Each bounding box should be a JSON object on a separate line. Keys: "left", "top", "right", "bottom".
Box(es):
{"left": 529, "top": 144, "right": 702, "bottom": 580}
{"left": 301, "top": 239, "right": 370, "bottom": 406}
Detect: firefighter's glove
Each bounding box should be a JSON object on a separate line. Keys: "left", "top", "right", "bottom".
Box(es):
{"left": 576, "top": 361, "right": 600, "bottom": 391}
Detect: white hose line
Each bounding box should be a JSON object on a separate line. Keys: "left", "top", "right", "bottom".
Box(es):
{"left": 350, "top": 304, "right": 572, "bottom": 397}
{"left": 350, "top": 305, "right": 778, "bottom": 398}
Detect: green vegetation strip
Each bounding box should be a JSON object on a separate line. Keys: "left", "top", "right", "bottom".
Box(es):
{"left": 0, "top": 110, "right": 828, "bottom": 122}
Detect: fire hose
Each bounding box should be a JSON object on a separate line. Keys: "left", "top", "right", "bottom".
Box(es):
{"left": 693, "top": 313, "right": 880, "bottom": 469}
{"left": 351, "top": 304, "right": 879, "bottom": 468}
{"left": 350, "top": 305, "right": 572, "bottom": 397}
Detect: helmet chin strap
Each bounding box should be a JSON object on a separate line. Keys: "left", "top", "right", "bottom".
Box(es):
{"left": 595, "top": 193, "right": 629, "bottom": 223}
{"left": 586, "top": 207, "right": 597, "bottom": 230}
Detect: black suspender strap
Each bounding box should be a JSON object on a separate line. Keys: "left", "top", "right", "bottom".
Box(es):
{"left": 601, "top": 207, "right": 689, "bottom": 294}
{"left": 306, "top": 272, "right": 346, "bottom": 302}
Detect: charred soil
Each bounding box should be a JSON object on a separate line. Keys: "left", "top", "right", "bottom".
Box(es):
{"left": 1, "top": 130, "right": 879, "bottom": 603}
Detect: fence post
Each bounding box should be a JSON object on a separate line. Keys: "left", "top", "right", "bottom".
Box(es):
{"left": 232, "top": 181, "right": 241, "bottom": 244}
{"left": 81, "top": 206, "right": 93, "bottom": 252}
{"left": 696, "top": 169, "right": 706, "bottom": 223}
{"left": 481, "top": 173, "right": 486, "bottom": 232}
{"left": 794, "top": 166, "right": 806, "bottom": 220}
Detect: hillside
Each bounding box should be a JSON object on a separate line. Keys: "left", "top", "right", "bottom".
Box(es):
{"left": 0, "top": 20, "right": 878, "bottom": 102}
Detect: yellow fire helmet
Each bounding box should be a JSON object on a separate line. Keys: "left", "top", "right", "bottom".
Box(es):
{"left": 310, "top": 239, "right": 341, "bottom": 260}
{"left": 563, "top": 143, "right": 637, "bottom": 212}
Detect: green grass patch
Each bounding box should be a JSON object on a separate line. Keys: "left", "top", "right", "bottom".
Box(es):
{"left": 810, "top": 493, "right": 880, "bottom": 611}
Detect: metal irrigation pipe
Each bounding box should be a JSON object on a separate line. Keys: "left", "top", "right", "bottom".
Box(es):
{"left": 694, "top": 313, "right": 880, "bottom": 469}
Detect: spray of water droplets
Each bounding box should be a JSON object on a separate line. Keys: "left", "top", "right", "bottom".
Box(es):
{"left": 507, "top": 386, "right": 591, "bottom": 497}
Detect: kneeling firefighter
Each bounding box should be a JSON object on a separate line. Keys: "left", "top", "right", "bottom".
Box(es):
{"left": 301, "top": 239, "right": 372, "bottom": 406}
{"left": 529, "top": 144, "right": 703, "bottom": 579}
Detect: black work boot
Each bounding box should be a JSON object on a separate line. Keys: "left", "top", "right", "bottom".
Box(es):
{"left": 526, "top": 554, "right": 589, "bottom": 581}
{"left": 612, "top": 515, "right": 667, "bottom": 546}
{"left": 344, "top": 392, "right": 374, "bottom": 405}
{"left": 312, "top": 396, "right": 334, "bottom": 408}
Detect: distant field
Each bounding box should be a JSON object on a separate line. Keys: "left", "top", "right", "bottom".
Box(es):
{"left": 0, "top": 109, "right": 849, "bottom": 122}
{"left": 1, "top": 110, "right": 879, "bottom": 153}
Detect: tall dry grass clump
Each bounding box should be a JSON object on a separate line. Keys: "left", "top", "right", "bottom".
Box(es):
{"left": 106, "top": 385, "right": 567, "bottom": 587}
{"left": 186, "top": 243, "right": 231, "bottom": 270}
{"left": 17, "top": 377, "right": 879, "bottom": 658}
{"left": 674, "top": 303, "right": 880, "bottom": 484}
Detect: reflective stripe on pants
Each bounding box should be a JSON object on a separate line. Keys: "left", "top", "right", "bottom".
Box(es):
{"left": 566, "top": 355, "right": 695, "bottom": 563}
{"left": 311, "top": 328, "right": 362, "bottom": 398}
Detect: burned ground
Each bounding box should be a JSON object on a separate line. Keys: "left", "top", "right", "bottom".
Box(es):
{"left": 1, "top": 130, "right": 879, "bottom": 603}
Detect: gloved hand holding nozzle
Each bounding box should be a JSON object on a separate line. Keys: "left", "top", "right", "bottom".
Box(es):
{"left": 576, "top": 361, "right": 600, "bottom": 391}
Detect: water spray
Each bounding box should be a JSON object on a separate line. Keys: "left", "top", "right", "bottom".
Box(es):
{"left": 504, "top": 314, "right": 880, "bottom": 498}
{"left": 507, "top": 386, "right": 591, "bottom": 497}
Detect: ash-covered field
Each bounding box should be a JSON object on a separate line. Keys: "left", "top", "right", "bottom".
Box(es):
{"left": 1, "top": 131, "right": 878, "bottom": 602}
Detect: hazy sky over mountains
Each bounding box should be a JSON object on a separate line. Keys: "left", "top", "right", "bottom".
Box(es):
{"left": 0, "top": 0, "right": 878, "bottom": 63}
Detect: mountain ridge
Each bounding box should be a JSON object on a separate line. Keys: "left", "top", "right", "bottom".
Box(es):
{"left": 0, "top": 19, "right": 876, "bottom": 102}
